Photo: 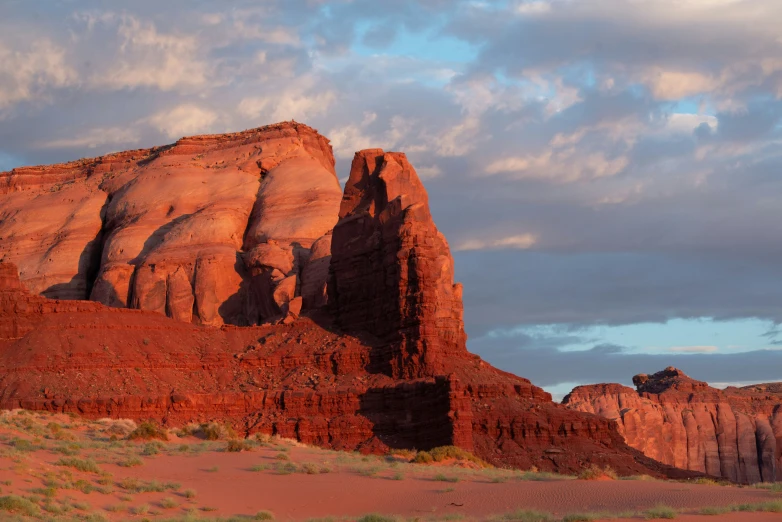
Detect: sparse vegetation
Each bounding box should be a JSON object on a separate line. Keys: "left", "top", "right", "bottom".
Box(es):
{"left": 255, "top": 510, "right": 275, "bottom": 520}
{"left": 226, "top": 439, "right": 254, "bottom": 452}
{"left": 55, "top": 457, "right": 100, "bottom": 473}
{"left": 0, "top": 495, "right": 39, "bottom": 516}
{"left": 127, "top": 421, "right": 169, "bottom": 441}
{"left": 644, "top": 504, "right": 677, "bottom": 519}
{"left": 578, "top": 464, "right": 617, "bottom": 480}
{"left": 200, "top": 421, "right": 236, "bottom": 441}
{"left": 356, "top": 515, "right": 395, "bottom": 522}
{"left": 496, "top": 509, "right": 553, "bottom": 521}
{"left": 434, "top": 473, "right": 460, "bottom": 483}
{"left": 183, "top": 488, "right": 197, "bottom": 499}
{"left": 118, "top": 456, "right": 143, "bottom": 467}
{"left": 159, "top": 497, "right": 178, "bottom": 509}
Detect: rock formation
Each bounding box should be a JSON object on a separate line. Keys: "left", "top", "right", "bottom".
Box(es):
{"left": 0, "top": 123, "right": 702, "bottom": 479}
{"left": 564, "top": 367, "right": 782, "bottom": 483}
{"left": 0, "top": 122, "right": 341, "bottom": 326}
{"left": 329, "top": 150, "right": 466, "bottom": 378}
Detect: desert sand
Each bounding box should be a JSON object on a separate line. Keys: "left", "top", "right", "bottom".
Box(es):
{"left": 0, "top": 410, "right": 779, "bottom": 522}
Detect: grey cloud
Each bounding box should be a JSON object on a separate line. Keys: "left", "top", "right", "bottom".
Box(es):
{"left": 470, "top": 332, "right": 782, "bottom": 390}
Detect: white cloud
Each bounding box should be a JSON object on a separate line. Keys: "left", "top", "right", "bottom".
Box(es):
{"left": 514, "top": 1, "right": 552, "bottom": 15}
{"left": 238, "top": 84, "right": 336, "bottom": 124}
{"left": 0, "top": 40, "right": 77, "bottom": 110}
{"left": 148, "top": 104, "right": 218, "bottom": 139}
{"left": 416, "top": 165, "right": 442, "bottom": 179}
{"left": 41, "top": 127, "right": 140, "bottom": 149}
{"left": 485, "top": 151, "right": 628, "bottom": 182}
{"left": 669, "top": 345, "right": 719, "bottom": 353}
{"left": 666, "top": 113, "right": 718, "bottom": 134}
{"left": 456, "top": 233, "right": 538, "bottom": 251}
{"left": 643, "top": 69, "right": 717, "bottom": 100}
{"left": 93, "top": 15, "right": 210, "bottom": 92}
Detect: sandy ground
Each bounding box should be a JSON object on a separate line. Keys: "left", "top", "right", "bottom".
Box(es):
{"left": 0, "top": 410, "right": 779, "bottom": 521}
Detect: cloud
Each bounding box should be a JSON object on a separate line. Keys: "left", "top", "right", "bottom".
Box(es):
{"left": 91, "top": 14, "right": 210, "bottom": 92}
{"left": 469, "top": 334, "right": 782, "bottom": 389}
{"left": 148, "top": 104, "right": 219, "bottom": 139}
{"left": 40, "top": 127, "right": 141, "bottom": 149}
{"left": 0, "top": 39, "right": 77, "bottom": 111}
{"left": 668, "top": 345, "right": 719, "bottom": 353}
{"left": 456, "top": 233, "right": 537, "bottom": 251}
{"left": 238, "top": 88, "right": 337, "bottom": 123}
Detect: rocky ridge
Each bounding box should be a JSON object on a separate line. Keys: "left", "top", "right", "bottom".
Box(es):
{"left": 564, "top": 367, "right": 782, "bottom": 483}
{"left": 0, "top": 123, "right": 699, "bottom": 478}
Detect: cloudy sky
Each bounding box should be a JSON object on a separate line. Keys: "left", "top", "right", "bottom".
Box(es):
{"left": 3, "top": 0, "right": 782, "bottom": 399}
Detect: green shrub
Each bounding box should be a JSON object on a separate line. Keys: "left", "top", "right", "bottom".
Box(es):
{"left": 429, "top": 446, "right": 490, "bottom": 467}
{"left": 118, "top": 456, "right": 143, "bottom": 467}
{"left": 255, "top": 510, "right": 275, "bottom": 520}
{"left": 578, "top": 464, "right": 618, "bottom": 480}
{"left": 200, "top": 421, "right": 236, "bottom": 441}
{"left": 563, "top": 514, "right": 601, "bottom": 522}
{"left": 127, "top": 421, "right": 169, "bottom": 441}
{"left": 183, "top": 489, "right": 196, "bottom": 499}
{"left": 226, "top": 439, "right": 253, "bottom": 452}
{"left": 55, "top": 457, "right": 100, "bottom": 473}
{"left": 141, "top": 442, "right": 163, "bottom": 455}
{"left": 644, "top": 505, "right": 677, "bottom": 519}
{"left": 357, "top": 515, "right": 395, "bottom": 522}
{"left": 159, "top": 497, "right": 178, "bottom": 509}
{"left": 413, "top": 451, "right": 433, "bottom": 464}
{"left": 274, "top": 453, "right": 290, "bottom": 461}
{"left": 10, "top": 438, "right": 35, "bottom": 452}
{"left": 302, "top": 463, "right": 320, "bottom": 474}
{"left": 434, "top": 473, "right": 460, "bottom": 483}
{"left": 499, "top": 510, "right": 553, "bottom": 522}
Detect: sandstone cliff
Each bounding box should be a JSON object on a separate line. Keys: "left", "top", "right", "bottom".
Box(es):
{"left": 564, "top": 367, "right": 782, "bottom": 483}
{"left": 0, "top": 122, "right": 340, "bottom": 326}
{"left": 0, "top": 124, "right": 699, "bottom": 479}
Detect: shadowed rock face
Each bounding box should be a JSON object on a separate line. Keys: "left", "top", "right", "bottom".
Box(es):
{"left": 329, "top": 150, "right": 466, "bottom": 378}
{"left": 564, "top": 367, "right": 782, "bottom": 483}
{"left": 0, "top": 124, "right": 706, "bottom": 480}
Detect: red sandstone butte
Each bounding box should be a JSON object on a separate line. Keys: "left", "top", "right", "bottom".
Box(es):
{"left": 0, "top": 123, "right": 698, "bottom": 478}
{"left": 564, "top": 367, "right": 782, "bottom": 483}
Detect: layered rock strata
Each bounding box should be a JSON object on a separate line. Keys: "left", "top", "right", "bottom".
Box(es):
{"left": 0, "top": 124, "right": 702, "bottom": 479}
{"left": 564, "top": 367, "right": 782, "bottom": 483}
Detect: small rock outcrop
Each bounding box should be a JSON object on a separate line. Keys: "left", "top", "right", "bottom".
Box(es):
{"left": 564, "top": 367, "right": 782, "bottom": 483}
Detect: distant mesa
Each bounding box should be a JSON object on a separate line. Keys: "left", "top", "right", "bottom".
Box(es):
{"left": 0, "top": 122, "right": 704, "bottom": 480}
{"left": 564, "top": 366, "right": 782, "bottom": 483}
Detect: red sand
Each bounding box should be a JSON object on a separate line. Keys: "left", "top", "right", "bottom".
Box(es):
{"left": 0, "top": 412, "right": 779, "bottom": 521}
{"left": 131, "top": 451, "right": 780, "bottom": 520}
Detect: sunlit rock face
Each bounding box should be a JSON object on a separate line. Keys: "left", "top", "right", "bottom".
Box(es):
{"left": 564, "top": 367, "right": 782, "bottom": 483}
{"left": 0, "top": 122, "right": 341, "bottom": 326}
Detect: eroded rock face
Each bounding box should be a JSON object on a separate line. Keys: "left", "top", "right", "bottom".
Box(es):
{"left": 329, "top": 150, "right": 466, "bottom": 378}
{"left": 0, "top": 123, "right": 341, "bottom": 326}
{"left": 564, "top": 367, "right": 782, "bottom": 483}
{"left": 0, "top": 126, "right": 705, "bottom": 480}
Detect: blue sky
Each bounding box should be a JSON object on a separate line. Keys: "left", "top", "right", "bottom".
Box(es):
{"left": 1, "top": 0, "right": 782, "bottom": 398}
